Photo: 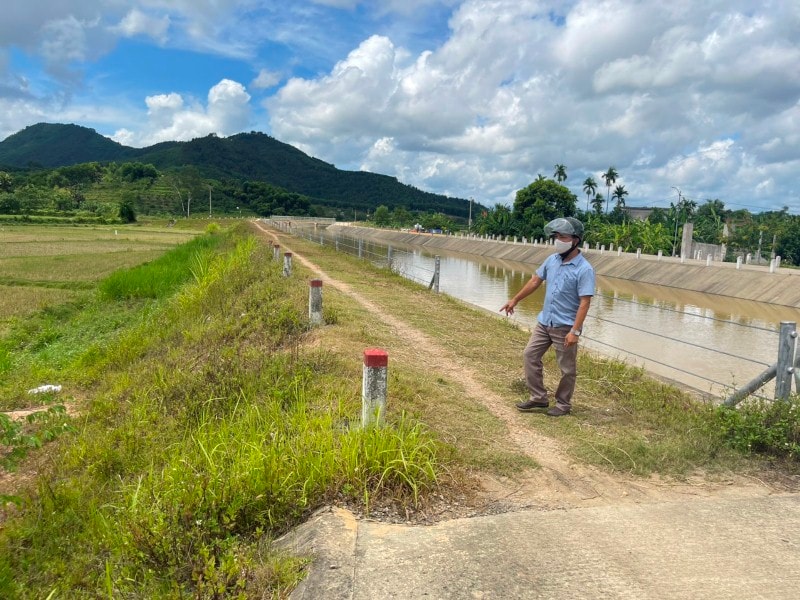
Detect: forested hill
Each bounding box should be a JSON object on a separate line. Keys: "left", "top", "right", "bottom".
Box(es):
{"left": 0, "top": 123, "right": 469, "bottom": 217}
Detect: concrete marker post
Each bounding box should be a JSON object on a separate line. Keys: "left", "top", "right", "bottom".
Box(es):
{"left": 309, "top": 279, "right": 323, "bottom": 326}
{"left": 736, "top": 256, "right": 742, "bottom": 269}
{"left": 283, "top": 252, "right": 293, "bottom": 277}
{"left": 362, "top": 349, "right": 389, "bottom": 427}
{"left": 706, "top": 254, "right": 712, "bottom": 266}
{"left": 273, "top": 244, "right": 281, "bottom": 261}
{"left": 636, "top": 248, "right": 642, "bottom": 259}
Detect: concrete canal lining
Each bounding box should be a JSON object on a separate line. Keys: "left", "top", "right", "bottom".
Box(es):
{"left": 327, "top": 224, "right": 800, "bottom": 308}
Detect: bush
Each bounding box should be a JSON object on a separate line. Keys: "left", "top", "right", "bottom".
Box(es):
{"left": 711, "top": 397, "right": 800, "bottom": 459}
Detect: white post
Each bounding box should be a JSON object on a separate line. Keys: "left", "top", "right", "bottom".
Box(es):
{"left": 273, "top": 245, "right": 281, "bottom": 261}
{"left": 746, "top": 253, "right": 752, "bottom": 264}
{"left": 309, "top": 279, "right": 323, "bottom": 325}
{"left": 658, "top": 250, "right": 663, "bottom": 260}
{"left": 706, "top": 254, "right": 712, "bottom": 266}
{"left": 362, "top": 349, "right": 388, "bottom": 426}
{"left": 736, "top": 256, "right": 742, "bottom": 269}
{"left": 617, "top": 247, "right": 622, "bottom": 256}
{"left": 636, "top": 248, "right": 642, "bottom": 259}
{"left": 283, "top": 252, "right": 293, "bottom": 277}
{"left": 770, "top": 259, "right": 776, "bottom": 273}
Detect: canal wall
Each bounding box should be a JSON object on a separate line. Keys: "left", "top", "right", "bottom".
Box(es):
{"left": 327, "top": 225, "right": 800, "bottom": 308}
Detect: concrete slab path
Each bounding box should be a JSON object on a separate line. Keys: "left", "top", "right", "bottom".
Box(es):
{"left": 280, "top": 493, "right": 800, "bottom": 599}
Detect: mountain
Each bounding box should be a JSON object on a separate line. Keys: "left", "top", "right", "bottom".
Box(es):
{"left": 0, "top": 123, "right": 472, "bottom": 217}
{"left": 0, "top": 123, "right": 133, "bottom": 167}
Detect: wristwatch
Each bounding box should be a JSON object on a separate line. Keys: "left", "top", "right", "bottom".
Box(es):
{"left": 570, "top": 328, "right": 582, "bottom": 336}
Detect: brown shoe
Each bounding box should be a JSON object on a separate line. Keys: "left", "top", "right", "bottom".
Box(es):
{"left": 546, "top": 406, "right": 570, "bottom": 417}
{"left": 516, "top": 400, "right": 549, "bottom": 412}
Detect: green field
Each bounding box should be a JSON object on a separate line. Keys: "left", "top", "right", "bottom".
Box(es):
{"left": 0, "top": 223, "right": 199, "bottom": 332}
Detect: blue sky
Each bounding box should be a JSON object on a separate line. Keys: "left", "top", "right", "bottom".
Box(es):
{"left": 1, "top": 1, "right": 799, "bottom": 214}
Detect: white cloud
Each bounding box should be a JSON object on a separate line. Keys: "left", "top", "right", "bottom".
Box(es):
{"left": 251, "top": 69, "right": 282, "bottom": 90}
{"left": 113, "top": 9, "right": 170, "bottom": 44}
{"left": 108, "top": 80, "right": 251, "bottom": 146}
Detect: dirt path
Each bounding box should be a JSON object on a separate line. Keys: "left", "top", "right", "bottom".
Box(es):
{"left": 255, "top": 222, "right": 784, "bottom": 512}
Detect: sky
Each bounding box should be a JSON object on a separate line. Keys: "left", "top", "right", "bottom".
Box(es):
{"left": 1, "top": 1, "right": 799, "bottom": 214}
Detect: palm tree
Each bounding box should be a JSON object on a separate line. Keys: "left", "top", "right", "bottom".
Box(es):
{"left": 582, "top": 177, "right": 597, "bottom": 212}
{"left": 553, "top": 164, "right": 567, "bottom": 183}
{"left": 612, "top": 184, "right": 628, "bottom": 212}
{"left": 591, "top": 193, "right": 604, "bottom": 215}
{"left": 602, "top": 167, "right": 618, "bottom": 213}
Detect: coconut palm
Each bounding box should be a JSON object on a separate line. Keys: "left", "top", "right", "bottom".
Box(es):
{"left": 591, "top": 193, "right": 604, "bottom": 215}
{"left": 602, "top": 167, "right": 618, "bottom": 213}
{"left": 582, "top": 177, "right": 597, "bottom": 212}
{"left": 612, "top": 184, "right": 628, "bottom": 211}
{"left": 553, "top": 164, "right": 568, "bottom": 183}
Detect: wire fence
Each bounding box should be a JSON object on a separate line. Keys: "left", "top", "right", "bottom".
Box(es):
{"left": 270, "top": 220, "right": 798, "bottom": 403}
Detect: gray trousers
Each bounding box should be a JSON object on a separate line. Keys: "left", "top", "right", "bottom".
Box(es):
{"left": 523, "top": 322, "right": 578, "bottom": 411}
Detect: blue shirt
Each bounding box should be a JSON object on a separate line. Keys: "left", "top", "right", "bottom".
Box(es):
{"left": 536, "top": 252, "right": 595, "bottom": 328}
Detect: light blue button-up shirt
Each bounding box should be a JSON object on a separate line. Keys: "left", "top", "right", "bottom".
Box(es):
{"left": 536, "top": 252, "right": 595, "bottom": 328}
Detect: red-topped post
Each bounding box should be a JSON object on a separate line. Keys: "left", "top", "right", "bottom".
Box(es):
{"left": 362, "top": 348, "right": 389, "bottom": 426}
{"left": 273, "top": 244, "right": 280, "bottom": 261}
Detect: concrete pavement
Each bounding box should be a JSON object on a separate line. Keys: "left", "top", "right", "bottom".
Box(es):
{"left": 278, "top": 493, "right": 800, "bottom": 599}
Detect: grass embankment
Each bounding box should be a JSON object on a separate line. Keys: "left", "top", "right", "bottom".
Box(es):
{"left": 0, "top": 224, "right": 439, "bottom": 597}
{"left": 0, "top": 223, "right": 798, "bottom": 598}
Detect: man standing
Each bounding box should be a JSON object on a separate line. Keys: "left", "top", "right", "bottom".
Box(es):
{"left": 499, "top": 218, "right": 594, "bottom": 417}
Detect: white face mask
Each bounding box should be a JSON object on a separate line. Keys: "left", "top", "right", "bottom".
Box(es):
{"left": 554, "top": 239, "right": 574, "bottom": 254}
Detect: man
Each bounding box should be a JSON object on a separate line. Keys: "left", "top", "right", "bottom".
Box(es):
{"left": 499, "top": 217, "right": 595, "bottom": 417}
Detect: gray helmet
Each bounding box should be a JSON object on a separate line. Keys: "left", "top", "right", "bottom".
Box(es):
{"left": 544, "top": 217, "right": 584, "bottom": 240}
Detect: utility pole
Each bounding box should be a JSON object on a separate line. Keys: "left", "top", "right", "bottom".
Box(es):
{"left": 468, "top": 197, "right": 473, "bottom": 230}
{"left": 757, "top": 230, "right": 763, "bottom": 264}
{"left": 671, "top": 186, "right": 682, "bottom": 257}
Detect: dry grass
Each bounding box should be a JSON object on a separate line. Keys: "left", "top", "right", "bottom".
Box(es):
{"left": 0, "top": 285, "right": 81, "bottom": 320}
{"left": 0, "top": 251, "right": 168, "bottom": 282}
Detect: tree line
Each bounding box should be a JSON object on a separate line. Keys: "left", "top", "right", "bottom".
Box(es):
{"left": 467, "top": 164, "right": 800, "bottom": 266}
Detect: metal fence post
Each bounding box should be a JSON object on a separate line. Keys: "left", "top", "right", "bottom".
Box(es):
{"left": 387, "top": 245, "right": 393, "bottom": 269}
{"left": 775, "top": 322, "right": 797, "bottom": 400}
{"left": 362, "top": 349, "right": 388, "bottom": 427}
{"left": 428, "top": 255, "right": 440, "bottom": 292}
{"left": 308, "top": 279, "right": 323, "bottom": 326}
{"left": 358, "top": 238, "right": 364, "bottom": 258}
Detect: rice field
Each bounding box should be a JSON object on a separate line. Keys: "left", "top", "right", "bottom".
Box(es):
{"left": 0, "top": 223, "right": 199, "bottom": 325}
